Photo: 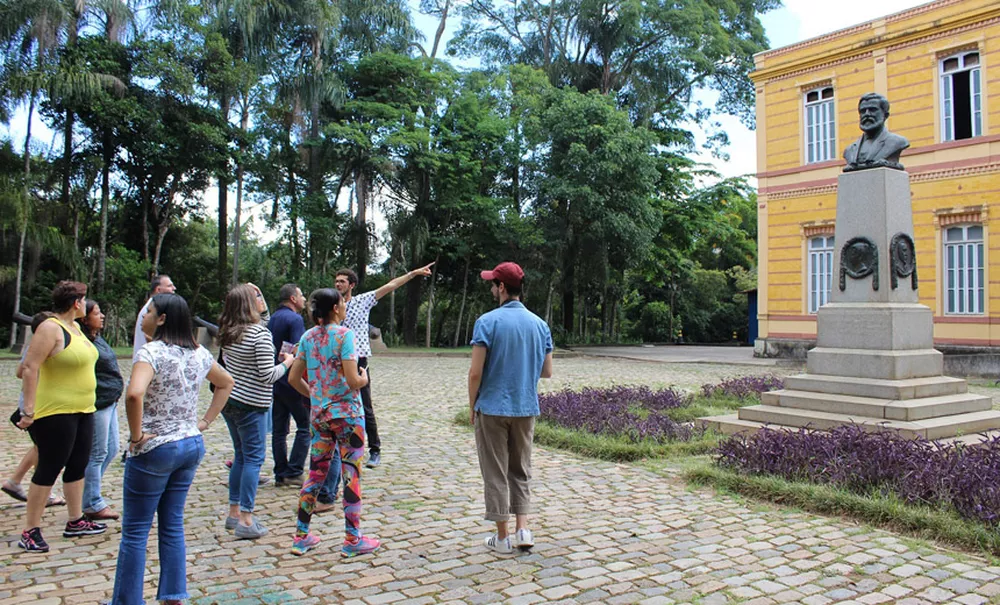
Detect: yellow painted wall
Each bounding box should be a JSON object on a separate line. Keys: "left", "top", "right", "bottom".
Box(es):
{"left": 754, "top": 0, "right": 1000, "bottom": 345}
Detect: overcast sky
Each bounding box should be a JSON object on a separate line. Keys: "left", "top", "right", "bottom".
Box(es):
{"left": 3, "top": 0, "right": 931, "bottom": 247}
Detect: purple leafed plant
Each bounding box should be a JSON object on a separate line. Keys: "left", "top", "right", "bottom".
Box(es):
{"left": 539, "top": 385, "right": 704, "bottom": 443}
{"left": 701, "top": 375, "right": 785, "bottom": 399}
{"left": 715, "top": 425, "right": 1000, "bottom": 527}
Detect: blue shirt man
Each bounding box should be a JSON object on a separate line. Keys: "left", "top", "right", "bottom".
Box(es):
{"left": 268, "top": 285, "right": 314, "bottom": 488}
{"left": 469, "top": 262, "right": 553, "bottom": 555}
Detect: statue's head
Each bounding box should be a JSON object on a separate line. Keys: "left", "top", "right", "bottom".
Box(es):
{"left": 858, "top": 93, "right": 890, "bottom": 134}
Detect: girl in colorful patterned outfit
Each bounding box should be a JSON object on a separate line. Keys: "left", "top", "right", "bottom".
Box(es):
{"left": 287, "top": 288, "right": 379, "bottom": 557}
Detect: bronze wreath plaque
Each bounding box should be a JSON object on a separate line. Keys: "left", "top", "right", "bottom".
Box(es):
{"left": 839, "top": 236, "right": 879, "bottom": 291}
{"left": 890, "top": 233, "right": 917, "bottom": 290}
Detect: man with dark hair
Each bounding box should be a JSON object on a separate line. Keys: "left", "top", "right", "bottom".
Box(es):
{"left": 268, "top": 284, "right": 311, "bottom": 487}
{"left": 132, "top": 274, "right": 176, "bottom": 360}
{"left": 469, "top": 262, "right": 553, "bottom": 554}
{"left": 334, "top": 262, "right": 434, "bottom": 468}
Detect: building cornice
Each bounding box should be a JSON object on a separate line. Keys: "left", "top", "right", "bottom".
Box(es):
{"left": 751, "top": 4, "right": 1000, "bottom": 84}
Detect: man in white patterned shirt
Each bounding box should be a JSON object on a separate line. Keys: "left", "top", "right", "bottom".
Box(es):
{"left": 334, "top": 263, "right": 434, "bottom": 468}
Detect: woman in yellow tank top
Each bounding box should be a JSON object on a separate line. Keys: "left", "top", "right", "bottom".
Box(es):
{"left": 16, "top": 280, "right": 105, "bottom": 553}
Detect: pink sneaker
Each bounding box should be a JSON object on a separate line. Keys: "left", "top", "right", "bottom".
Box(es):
{"left": 291, "top": 533, "right": 321, "bottom": 556}
{"left": 341, "top": 535, "right": 380, "bottom": 558}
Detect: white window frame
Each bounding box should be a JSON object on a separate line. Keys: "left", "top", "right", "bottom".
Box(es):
{"left": 804, "top": 86, "right": 836, "bottom": 164}
{"left": 808, "top": 235, "right": 835, "bottom": 314}
{"left": 940, "top": 50, "right": 982, "bottom": 142}
{"left": 944, "top": 225, "right": 984, "bottom": 315}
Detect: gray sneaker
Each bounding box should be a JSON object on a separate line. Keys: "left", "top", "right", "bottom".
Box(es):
{"left": 224, "top": 516, "right": 238, "bottom": 531}
{"left": 235, "top": 519, "right": 269, "bottom": 540}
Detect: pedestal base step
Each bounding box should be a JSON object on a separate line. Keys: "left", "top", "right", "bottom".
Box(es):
{"left": 699, "top": 413, "right": 1000, "bottom": 442}
{"left": 807, "top": 347, "right": 943, "bottom": 380}
{"left": 761, "top": 389, "right": 990, "bottom": 421}
{"left": 783, "top": 374, "right": 967, "bottom": 400}
{"left": 734, "top": 405, "right": 1000, "bottom": 440}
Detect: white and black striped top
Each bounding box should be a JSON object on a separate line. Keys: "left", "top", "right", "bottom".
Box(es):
{"left": 222, "top": 323, "right": 287, "bottom": 409}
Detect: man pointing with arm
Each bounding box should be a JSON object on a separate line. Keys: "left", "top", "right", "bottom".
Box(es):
{"left": 334, "top": 263, "right": 434, "bottom": 468}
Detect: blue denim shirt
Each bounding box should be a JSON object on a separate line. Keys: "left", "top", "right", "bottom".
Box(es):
{"left": 471, "top": 301, "right": 553, "bottom": 417}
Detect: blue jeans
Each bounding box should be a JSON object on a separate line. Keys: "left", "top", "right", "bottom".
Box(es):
{"left": 223, "top": 403, "right": 268, "bottom": 512}
{"left": 111, "top": 436, "right": 204, "bottom": 605}
{"left": 83, "top": 404, "right": 119, "bottom": 513}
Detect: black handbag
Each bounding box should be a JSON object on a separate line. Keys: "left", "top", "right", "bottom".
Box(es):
{"left": 209, "top": 348, "right": 225, "bottom": 393}
{"left": 10, "top": 408, "right": 23, "bottom": 429}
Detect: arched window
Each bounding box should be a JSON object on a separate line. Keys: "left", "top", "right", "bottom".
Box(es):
{"left": 808, "top": 235, "right": 835, "bottom": 313}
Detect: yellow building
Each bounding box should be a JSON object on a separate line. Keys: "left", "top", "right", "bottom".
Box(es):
{"left": 754, "top": 0, "right": 1000, "bottom": 360}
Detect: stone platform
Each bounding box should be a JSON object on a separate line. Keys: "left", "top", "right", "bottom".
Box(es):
{"left": 702, "top": 168, "right": 1000, "bottom": 443}
{"left": 701, "top": 372, "right": 1000, "bottom": 443}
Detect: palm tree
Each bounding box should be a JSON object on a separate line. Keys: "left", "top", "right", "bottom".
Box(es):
{"left": 194, "top": 0, "right": 291, "bottom": 288}
{"left": 0, "top": 0, "right": 125, "bottom": 342}
{"left": 283, "top": 0, "right": 414, "bottom": 277}
{"left": 89, "top": 0, "right": 135, "bottom": 293}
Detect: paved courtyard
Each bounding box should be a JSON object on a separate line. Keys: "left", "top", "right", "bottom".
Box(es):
{"left": 2, "top": 356, "right": 1000, "bottom": 605}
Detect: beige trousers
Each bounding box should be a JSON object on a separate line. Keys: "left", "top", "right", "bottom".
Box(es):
{"left": 474, "top": 412, "right": 535, "bottom": 522}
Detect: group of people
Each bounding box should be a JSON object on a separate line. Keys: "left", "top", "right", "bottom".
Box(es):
{"left": 7, "top": 259, "right": 554, "bottom": 602}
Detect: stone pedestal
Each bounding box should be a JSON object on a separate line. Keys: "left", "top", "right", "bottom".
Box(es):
{"left": 701, "top": 168, "right": 1000, "bottom": 442}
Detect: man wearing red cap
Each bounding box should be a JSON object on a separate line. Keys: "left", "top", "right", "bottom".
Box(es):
{"left": 468, "top": 261, "right": 553, "bottom": 554}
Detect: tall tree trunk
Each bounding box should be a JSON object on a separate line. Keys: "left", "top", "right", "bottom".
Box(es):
{"left": 218, "top": 95, "right": 231, "bottom": 291}
{"left": 11, "top": 92, "right": 37, "bottom": 346}
{"left": 463, "top": 304, "right": 474, "bottom": 347}
{"left": 61, "top": 109, "right": 75, "bottom": 210}
{"left": 424, "top": 258, "right": 439, "bottom": 348}
{"left": 561, "top": 260, "right": 575, "bottom": 333}
{"left": 434, "top": 298, "right": 451, "bottom": 347}
{"left": 355, "top": 169, "right": 369, "bottom": 286}
{"left": 72, "top": 208, "right": 80, "bottom": 253}
{"left": 287, "top": 152, "right": 301, "bottom": 275}
{"left": 452, "top": 254, "right": 470, "bottom": 347}
{"left": 97, "top": 128, "right": 112, "bottom": 294}
{"left": 430, "top": 0, "right": 451, "bottom": 59}
{"left": 307, "top": 39, "right": 323, "bottom": 204}
{"left": 388, "top": 241, "right": 398, "bottom": 339}
{"left": 544, "top": 281, "right": 554, "bottom": 326}
{"left": 232, "top": 100, "right": 250, "bottom": 285}
{"left": 153, "top": 221, "right": 169, "bottom": 273}
{"left": 141, "top": 190, "right": 150, "bottom": 263}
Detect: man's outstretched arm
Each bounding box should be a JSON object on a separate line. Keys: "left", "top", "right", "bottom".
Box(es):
{"left": 373, "top": 262, "right": 435, "bottom": 300}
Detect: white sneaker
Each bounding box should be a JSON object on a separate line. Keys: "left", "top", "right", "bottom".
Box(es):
{"left": 513, "top": 528, "right": 534, "bottom": 550}
{"left": 484, "top": 533, "right": 513, "bottom": 554}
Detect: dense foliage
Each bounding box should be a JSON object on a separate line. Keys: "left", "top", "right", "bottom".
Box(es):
{"left": 717, "top": 425, "right": 1000, "bottom": 528}
{"left": 0, "top": 0, "right": 772, "bottom": 346}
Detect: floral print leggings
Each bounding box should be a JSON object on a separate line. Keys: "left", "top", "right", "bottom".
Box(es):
{"left": 296, "top": 408, "right": 366, "bottom": 540}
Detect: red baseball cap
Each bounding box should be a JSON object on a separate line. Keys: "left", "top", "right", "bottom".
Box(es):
{"left": 480, "top": 262, "right": 524, "bottom": 288}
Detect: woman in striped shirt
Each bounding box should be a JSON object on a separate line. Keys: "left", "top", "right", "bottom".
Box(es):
{"left": 218, "top": 283, "right": 293, "bottom": 539}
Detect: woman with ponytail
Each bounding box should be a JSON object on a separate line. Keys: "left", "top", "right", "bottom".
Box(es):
{"left": 286, "top": 288, "right": 378, "bottom": 557}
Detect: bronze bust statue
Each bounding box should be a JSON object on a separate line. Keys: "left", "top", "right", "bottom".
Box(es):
{"left": 843, "top": 93, "right": 909, "bottom": 172}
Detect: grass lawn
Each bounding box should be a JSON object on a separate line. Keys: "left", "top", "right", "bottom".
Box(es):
{"left": 686, "top": 465, "right": 1000, "bottom": 559}
{"left": 453, "top": 408, "right": 723, "bottom": 461}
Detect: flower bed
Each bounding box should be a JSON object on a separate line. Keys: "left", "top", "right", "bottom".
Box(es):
{"left": 701, "top": 374, "right": 785, "bottom": 399}
{"left": 716, "top": 425, "right": 1000, "bottom": 527}
{"left": 539, "top": 385, "right": 702, "bottom": 443}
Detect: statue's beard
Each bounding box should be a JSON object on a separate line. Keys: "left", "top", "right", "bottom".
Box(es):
{"left": 861, "top": 119, "right": 881, "bottom": 132}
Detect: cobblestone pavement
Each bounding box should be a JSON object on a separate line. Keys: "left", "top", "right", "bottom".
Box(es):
{"left": 2, "top": 356, "right": 1000, "bottom": 605}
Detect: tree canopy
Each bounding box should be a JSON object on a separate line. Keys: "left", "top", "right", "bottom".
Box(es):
{"left": 0, "top": 0, "right": 772, "bottom": 347}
